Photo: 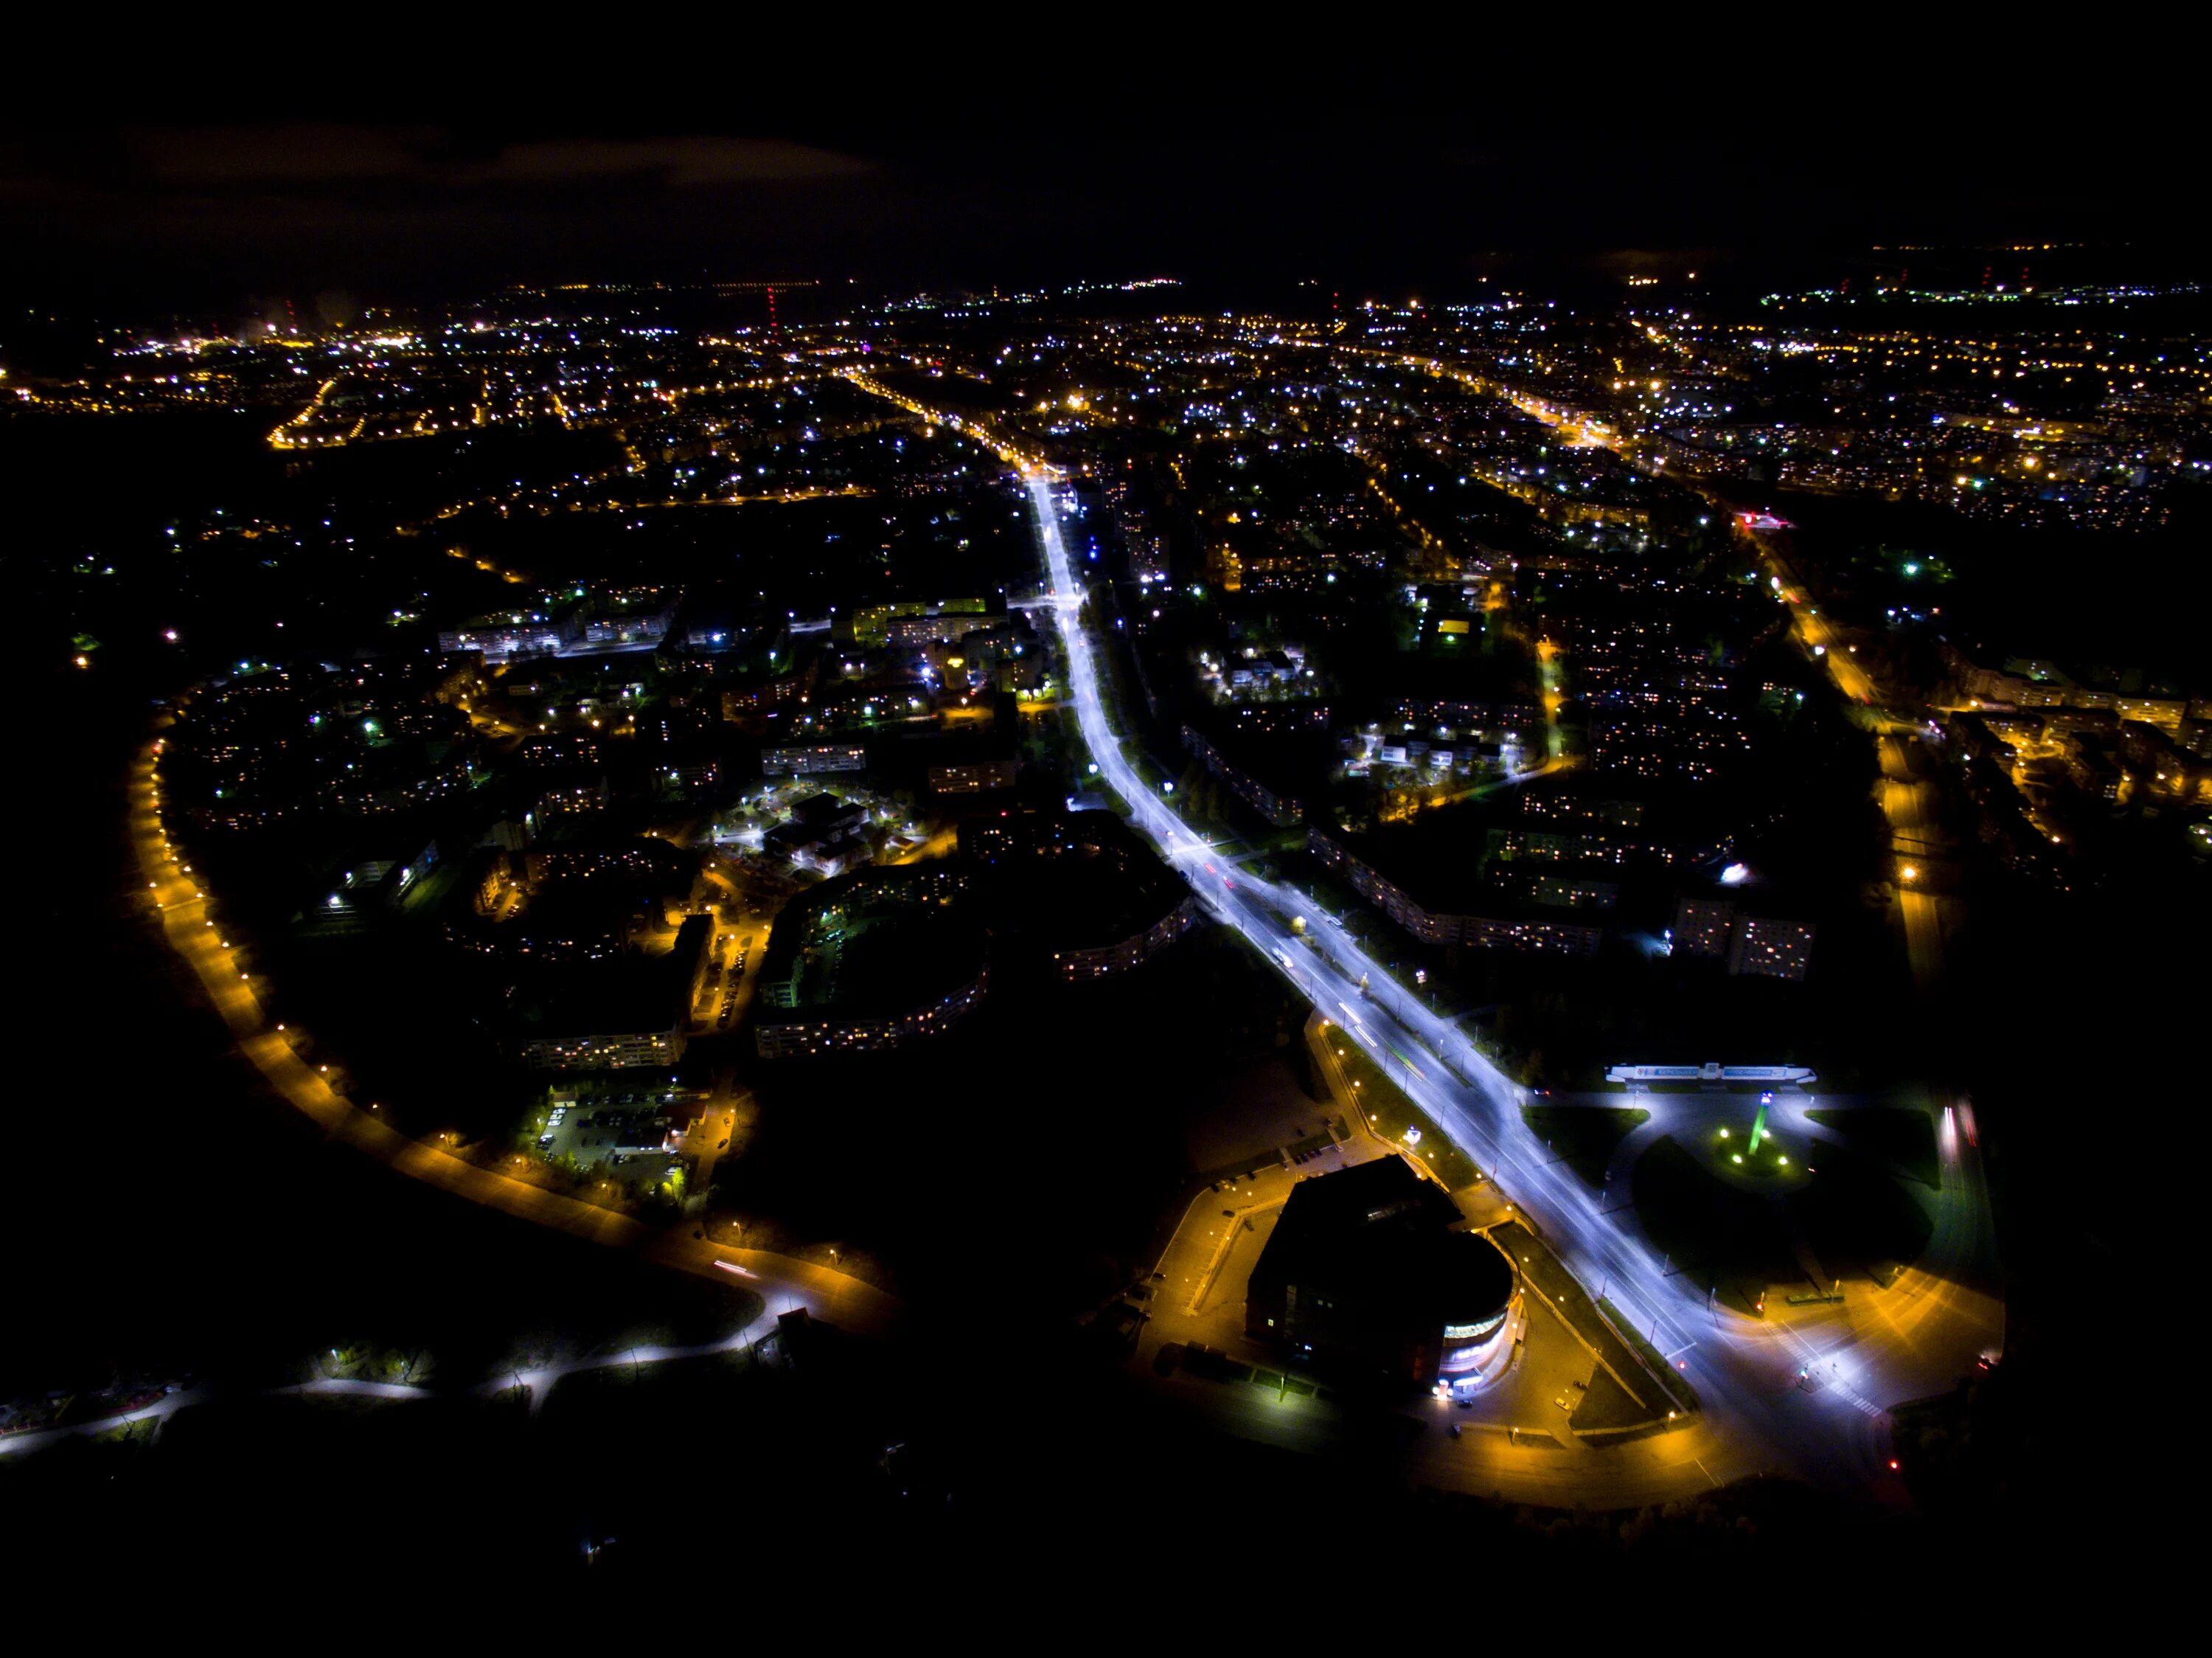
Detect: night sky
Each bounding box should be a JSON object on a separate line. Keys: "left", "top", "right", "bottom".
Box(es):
{"left": 1, "top": 125, "right": 2195, "bottom": 313}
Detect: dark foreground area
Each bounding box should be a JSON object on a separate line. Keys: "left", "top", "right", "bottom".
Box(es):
{"left": 0, "top": 1319, "right": 2127, "bottom": 1611}
{"left": 0, "top": 621, "right": 2163, "bottom": 1610}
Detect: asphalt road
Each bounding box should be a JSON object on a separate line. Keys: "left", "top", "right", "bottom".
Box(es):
{"left": 1879, "top": 732, "right": 1950, "bottom": 990}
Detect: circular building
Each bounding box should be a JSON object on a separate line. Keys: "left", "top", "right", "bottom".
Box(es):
{"left": 1245, "top": 1154, "right": 1518, "bottom": 1391}
{"left": 1431, "top": 1229, "right": 1520, "bottom": 1383}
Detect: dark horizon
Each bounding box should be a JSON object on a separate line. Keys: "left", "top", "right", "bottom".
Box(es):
{"left": 3, "top": 125, "right": 2198, "bottom": 318}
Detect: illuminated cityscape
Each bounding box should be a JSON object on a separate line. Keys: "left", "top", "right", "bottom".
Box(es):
{"left": 4, "top": 122, "right": 2196, "bottom": 1602}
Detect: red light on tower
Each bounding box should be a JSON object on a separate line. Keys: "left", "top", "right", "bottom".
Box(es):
{"left": 767, "top": 285, "right": 779, "bottom": 341}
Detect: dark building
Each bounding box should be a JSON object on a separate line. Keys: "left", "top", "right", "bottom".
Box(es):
{"left": 1671, "top": 895, "right": 1734, "bottom": 957}
{"left": 1673, "top": 892, "right": 1815, "bottom": 980}
{"left": 1309, "top": 828, "right": 1602, "bottom": 956}
{"left": 1181, "top": 725, "right": 1304, "bottom": 826}
{"left": 751, "top": 864, "right": 988, "bottom": 1058}
{"left": 763, "top": 791, "right": 873, "bottom": 873}
{"left": 1245, "top": 1156, "right": 1517, "bottom": 1390}
{"left": 1727, "top": 913, "right": 1815, "bottom": 980}
{"left": 961, "top": 808, "right": 1199, "bottom": 982}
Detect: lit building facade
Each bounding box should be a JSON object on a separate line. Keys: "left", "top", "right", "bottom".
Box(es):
{"left": 1245, "top": 1156, "right": 1519, "bottom": 1390}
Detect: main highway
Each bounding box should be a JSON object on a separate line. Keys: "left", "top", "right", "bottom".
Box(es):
{"left": 1020, "top": 471, "right": 1975, "bottom": 1496}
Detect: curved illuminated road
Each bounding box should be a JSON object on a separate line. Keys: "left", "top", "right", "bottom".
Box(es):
{"left": 128, "top": 734, "right": 900, "bottom": 1340}
{"left": 1022, "top": 472, "right": 1992, "bottom": 1496}
{"left": 0, "top": 1304, "right": 805, "bottom": 1460}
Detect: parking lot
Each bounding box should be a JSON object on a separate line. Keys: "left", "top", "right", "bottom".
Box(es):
{"left": 1133, "top": 1145, "right": 1595, "bottom": 1440}
{"left": 532, "top": 1084, "right": 692, "bottom": 1184}
{"left": 689, "top": 923, "right": 765, "bottom": 1033}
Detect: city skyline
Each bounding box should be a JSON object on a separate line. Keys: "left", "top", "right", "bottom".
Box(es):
{"left": 4, "top": 122, "right": 2193, "bottom": 1609}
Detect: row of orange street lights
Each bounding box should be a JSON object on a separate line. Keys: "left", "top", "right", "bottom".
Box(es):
{"left": 146, "top": 732, "right": 391, "bottom": 1125}
{"left": 148, "top": 734, "right": 706, "bottom": 1190}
